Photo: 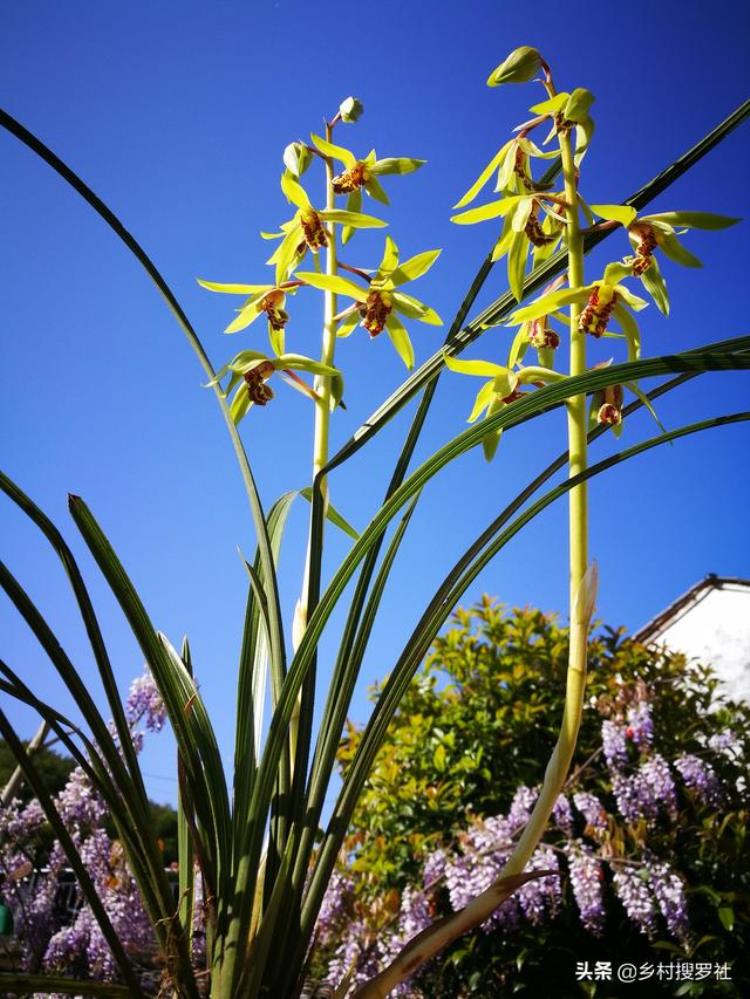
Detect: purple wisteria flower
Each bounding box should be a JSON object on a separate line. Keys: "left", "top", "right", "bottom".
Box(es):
{"left": 396, "top": 885, "right": 432, "bottom": 943}
{"left": 444, "top": 851, "right": 498, "bottom": 915}
{"left": 316, "top": 869, "right": 354, "bottom": 945}
{"left": 612, "top": 865, "right": 657, "bottom": 937}
{"left": 601, "top": 720, "right": 628, "bottom": 771}
{"left": 640, "top": 754, "right": 678, "bottom": 819}
{"left": 565, "top": 842, "right": 605, "bottom": 934}
{"left": 55, "top": 767, "right": 107, "bottom": 828}
{"left": 126, "top": 668, "right": 167, "bottom": 733}
{"left": 508, "top": 785, "right": 538, "bottom": 827}
{"left": 467, "top": 813, "right": 514, "bottom": 855}
{"left": 445, "top": 823, "right": 520, "bottom": 931}
{"left": 573, "top": 791, "right": 607, "bottom": 832}
{"left": 612, "top": 756, "right": 677, "bottom": 826}
{"left": 422, "top": 848, "right": 446, "bottom": 888}
{"left": 674, "top": 753, "right": 724, "bottom": 808}
{"left": 647, "top": 859, "right": 689, "bottom": 942}
{"left": 517, "top": 846, "right": 561, "bottom": 925}
{"left": 625, "top": 701, "right": 653, "bottom": 749}
{"left": 325, "top": 918, "right": 386, "bottom": 998}
{"left": 552, "top": 794, "right": 574, "bottom": 835}
{"left": 708, "top": 730, "right": 740, "bottom": 757}
{"left": 612, "top": 771, "right": 656, "bottom": 823}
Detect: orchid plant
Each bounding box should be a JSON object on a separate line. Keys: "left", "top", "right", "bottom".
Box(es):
{"left": 0, "top": 44, "right": 748, "bottom": 999}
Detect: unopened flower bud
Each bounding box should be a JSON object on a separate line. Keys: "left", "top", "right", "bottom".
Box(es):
{"left": 487, "top": 46, "right": 543, "bottom": 86}
{"left": 283, "top": 142, "right": 312, "bottom": 179}
{"left": 339, "top": 97, "right": 364, "bottom": 123}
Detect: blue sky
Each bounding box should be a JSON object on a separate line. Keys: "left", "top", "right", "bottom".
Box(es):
{"left": 1, "top": 1, "right": 749, "bottom": 807}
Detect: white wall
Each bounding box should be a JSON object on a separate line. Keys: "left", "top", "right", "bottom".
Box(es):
{"left": 652, "top": 585, "right": 750, "bottom": 703}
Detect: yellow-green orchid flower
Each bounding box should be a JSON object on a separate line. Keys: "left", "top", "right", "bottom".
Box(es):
{"left": 197, "top": 278, "right": 304, "bottom": 355}
{"left": 453, "top": 135, "right": 557, "bottom": 210}
{"left": 265, "top": 172, "right": 387, "bottom": 284}
{"left": 207, "top": 349, "right": 342, "bottom": 426}
{"left": 510, "top": 265, "right": 648, "bottom": 354}
{"left": 528, "top": 88, "right": 595, "bottom": 165}
{"left": 309, "top": 134, "right": 425, "bottom": 242}
{"left": 296, "top": 236, "right": 442, "bottom": 369}
{"left": 451, "top": 190, "right": 569, "bottom": 301}
{"left": 442, "top": 352, "right": 563, "bottom": 460}
{"left": 589, "top": 204, "right": 740, "bottom": 316}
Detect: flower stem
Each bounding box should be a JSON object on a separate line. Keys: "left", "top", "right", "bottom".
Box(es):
{"left": 290, "top": 122, "right": 338, "bottom": 760}
{"left": 492, "top": 117, "right": 591, "bottom": 879}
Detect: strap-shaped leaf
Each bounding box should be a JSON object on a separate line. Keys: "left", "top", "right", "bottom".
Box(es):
{"left": 67, "top": 496, "right": 231, "bottom": 896}
{"left": 303, "top": 406, "right": 750, "bottom": 950}
{"left": 0, "top": 108, "right": 287, "bottom": 760}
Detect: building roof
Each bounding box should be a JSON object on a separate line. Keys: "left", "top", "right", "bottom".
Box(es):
{"left": 634, "top": 574, "right": 750, "bottom": 644}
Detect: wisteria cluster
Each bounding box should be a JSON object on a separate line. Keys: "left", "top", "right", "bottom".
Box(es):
{"left": 611, "top": 753, "right": 677, "bottom": 824}
{"left": 674, "top": 753, "right": 724, "bottom": 809}
{"left": 0, "top": 668, "right": 178, "bottom": 988}
{"left": 565, "top": 842, "right": 605, "bottom": 934}
{"left": 322, "top": 786, "right": 561, "bottom": 994}
{"left": 317, "top": 681, "right": 738, "bottom": 996}
{"left": 126, "top": 667, "right": 167, "bottom": 733}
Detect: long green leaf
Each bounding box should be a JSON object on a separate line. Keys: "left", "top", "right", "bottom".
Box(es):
{"left": 67, "top": 497, "right": 231, "bottom": 928}
{"left": 276, "top": 497, "right": 421, "bottom": 997}
{"left": 248, "top": 339, "right": 750, "bottom": 965}
{"left": 303, "top": 408, "right": 750, "bottom": 940}
{"left": 229, "top": 488, "right": 298, "bottom": 997}
{"left": 178, "top": 636, "right": 197, "bottom": 960}
{"left": 0, "top": 560, "right": 150, "bottom": 829}
{"left": 0, "top": 106, "right": 287, "bottom": 768}
{"left": 0, "top": 484, "right": 199, "bottom": 989}
{"left": 0, "top": 471, "right": 148, "bottom": 805}
{"left": 292, "top": 364, "right": 701, "bottom": 941}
